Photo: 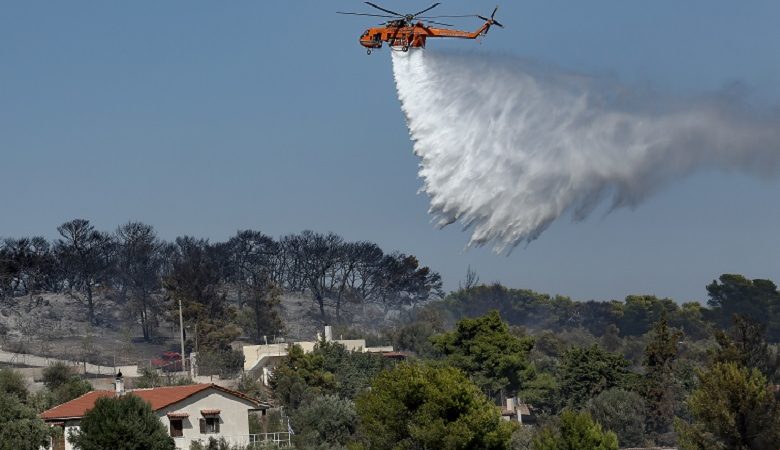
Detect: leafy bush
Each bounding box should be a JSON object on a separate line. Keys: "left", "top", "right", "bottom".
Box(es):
{"left": 51, "top": 377, "right": 91, "bottom": 406}
{"left": 236, "top": 372, "right": 268, "bottom": 402}
{"left": 134, "top": 367, "right": 163, "bottom": 388}
{"left": 0, "top": 368, "right": 28, "bottom": 401}
{"left": 291, "top": 394, "right": 357, "bottom": 449}
{"left": 197, "top": 349, "right": 244, "bottom": 378}
{"left": 509, "top": 426, "right": 535, "bottom": 450}
{"left": 39, "top": 362, "right": 92, "bottom": 407}
{"left": 189, "top": 438, "right": 279, "bottom": 450}
{"left": 42, "top": 362, "right": 74, "bottom": 390}
{"left": 586, "top": 388, "right": 647, "bottom": 447}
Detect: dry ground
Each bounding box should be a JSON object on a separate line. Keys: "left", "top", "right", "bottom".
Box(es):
{"left": 0, "top": 289, "right": 396, "bottom": 368}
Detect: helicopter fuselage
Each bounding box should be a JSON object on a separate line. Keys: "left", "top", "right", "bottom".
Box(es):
{"left": 359, "top": 20, "right": 492, "bottom": 52}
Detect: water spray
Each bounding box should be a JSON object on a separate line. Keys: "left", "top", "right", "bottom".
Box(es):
{"left": 392, "top": 50, "right": 780, "bottom": 252}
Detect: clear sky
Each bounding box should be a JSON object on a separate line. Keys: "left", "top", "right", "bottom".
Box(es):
{"left": 2, "top": 1, "right": 779, "bottom": 303}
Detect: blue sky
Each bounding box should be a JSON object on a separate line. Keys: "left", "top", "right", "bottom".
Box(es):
{"left": 2, "top": 1, "right": 779, "bottom": 302}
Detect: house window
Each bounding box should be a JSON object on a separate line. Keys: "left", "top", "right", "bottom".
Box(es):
{"left": 170, "top": 419, "right": 183, "bottom": 437}
{"left": 199, "top": 417, "right": 220, "bottom": 434}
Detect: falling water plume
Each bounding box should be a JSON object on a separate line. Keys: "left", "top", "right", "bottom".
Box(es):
{"left": 391, "top": 49, "right": 780, "bottom": 252}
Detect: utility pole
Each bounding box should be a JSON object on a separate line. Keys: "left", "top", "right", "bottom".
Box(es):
{"left": 179, "top": 298, "right": 186, "bottom": 374}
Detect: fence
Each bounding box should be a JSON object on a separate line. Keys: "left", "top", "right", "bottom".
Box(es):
{"left": 0, "top": 347, "right": 138, "bottom": 377}
{"left": 250, "top": 433, "right": 292, "bottom": 447}
{"left": 195, "top": 433, "right": 292, "bottom": 447}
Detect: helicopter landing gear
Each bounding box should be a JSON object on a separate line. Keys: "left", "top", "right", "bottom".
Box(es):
{"left": 367, "top": 49, "right": 372, "bottom": 55}
{"left": 402, "top": 45, "right": 409, "bottom": 52}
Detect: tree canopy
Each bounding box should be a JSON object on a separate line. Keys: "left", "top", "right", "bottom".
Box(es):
{"left": 707, "top": 274, "right": 780, "bottom": 340}
{"left": 431, "top": 310, "right": 534, "bottom": 398}
{"left": 68, "top": 394, "right": 175, "bottom": 450}
{"left": 356, "top": 362, "right": 514, "bottom": 450}
{"left": 42, "top": 363, "right": 92, "bottom": 407}
{"left": 714, "top": 315, "right": 779, "bottom": 382}
{"left": 676, "top": 362, "right": 780, "bottom": 450}
{"left": 270, "top": 341, "right": 393, "bottom": 410}
{"left": 586, "top": 388, "right": 647, "bottom": 448}
{"left": 533, "top": 410, "right": 618, "bottom": 450}
{"left": 557, "top": 344, "right": 633, "bottom": 410}
{"left": 8, "top": 217, "right": 780, "bottom": 450}
{"left": 0, "top": 368, "right": 29, "bottom": 401}
{"left": 0, "top": 391, "right": 52, "bottom": 450}
{"left": 291, "top": 394, "right": 357, "bottom": 449}
{"left": 643, "top": 312, "right": 682, "bottom": 439}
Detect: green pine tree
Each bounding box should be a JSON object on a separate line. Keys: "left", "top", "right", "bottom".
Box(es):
{"left": 676, "top": 362, "right": 780, "bottom": 450}
{"left": 643, "top": 312, "right": 682, "bottom": 439}
{"left": 68, "top": 394, "right": 175, "bottom": 450}
{"left": 356, "top": 362, "right": 514, "bottom": 450}
{"left": 557, "top": 344, "right": 633, "bottom": 410}
{"left": 431, "top": 310, "right": 534, "bottom": 399}
{"left": 533, "top": 410, "right": 618, "bottom": 450}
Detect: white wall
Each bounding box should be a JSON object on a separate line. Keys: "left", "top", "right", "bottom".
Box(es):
{"left": 243, "top": 339, "right": 381, "bottom": 371}
{"left": 242, "top": 343, "right": 289, "bottom": 371}
{"left": 334, "top": 339, "right": 366, "bottom": 352}
{"left": 60, "top": 420, "right": 80, "bottom": 450}
{"left": 157, "top": 388, "right": 259, "bottom": 450}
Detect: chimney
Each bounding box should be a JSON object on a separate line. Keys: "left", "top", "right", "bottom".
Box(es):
{"left": 324, "top": 325, "right": 333, "bottom": 342}
{"left": 506, "top": 397, "right": 516, "bottom": 411}
{"left": 115, "top": 370, "right": 125, "bottom": 396}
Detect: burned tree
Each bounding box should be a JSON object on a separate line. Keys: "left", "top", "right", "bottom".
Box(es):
{"left": 115, "top": 222, "right": 166, "bottom": 341}
{"left": 55, "top": 219, "right": 114, "bottom": 324}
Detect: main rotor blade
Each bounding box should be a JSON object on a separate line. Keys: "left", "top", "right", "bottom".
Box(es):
{"left": 338, "top": 11, "right": 398, "bottom": 18}
{"left": 364, "top": 2, "right": 403, "bottom": 17}
{"left": 423, "top": 20, "right": 454, "bottom": 27}
{"left": 412, "top": 3, "right": 440, "bottom": 17}
{"left": 417, "top": 14, "right": 478, "bottom": 19}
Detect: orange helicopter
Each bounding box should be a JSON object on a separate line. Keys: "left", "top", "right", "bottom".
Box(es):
{"left": 338, "top": 2, "right": 503, "bottom": 54}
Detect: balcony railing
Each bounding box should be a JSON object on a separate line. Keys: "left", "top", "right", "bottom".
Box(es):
{"left": 249, "top": 433, "right": 292, "bottom": 447}
{"left": 190, "top": 433, "right": 292, "bottom": 448}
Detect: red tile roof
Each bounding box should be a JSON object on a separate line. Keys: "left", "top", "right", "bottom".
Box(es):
{"left": 40, "top": 384, "right": 265, "bottom": 421}
{"left": 379, "top": 351, "right": 407, "bottom": 359}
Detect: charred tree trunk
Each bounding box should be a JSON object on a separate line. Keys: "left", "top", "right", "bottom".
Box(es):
{"left": 85, "top": 283, "right": 95, "bottom": 325}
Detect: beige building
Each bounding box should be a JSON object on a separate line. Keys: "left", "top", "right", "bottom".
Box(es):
{"left": 243, "top": 325, "right": 394, "bottom": 385}
{"left": 500, "top": 397, "right": 535, "bottom": 425}
{"left": 40, "top": 377, "right": 278, "bottom": 450}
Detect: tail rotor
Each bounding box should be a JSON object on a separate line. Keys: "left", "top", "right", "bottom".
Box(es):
{"left": 477, "top": 6, "right": 504, "bottom": 34}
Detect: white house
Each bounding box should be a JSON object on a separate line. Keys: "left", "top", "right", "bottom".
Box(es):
{"left": 40, "top": 376, "right": 276, "bottom": 450}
